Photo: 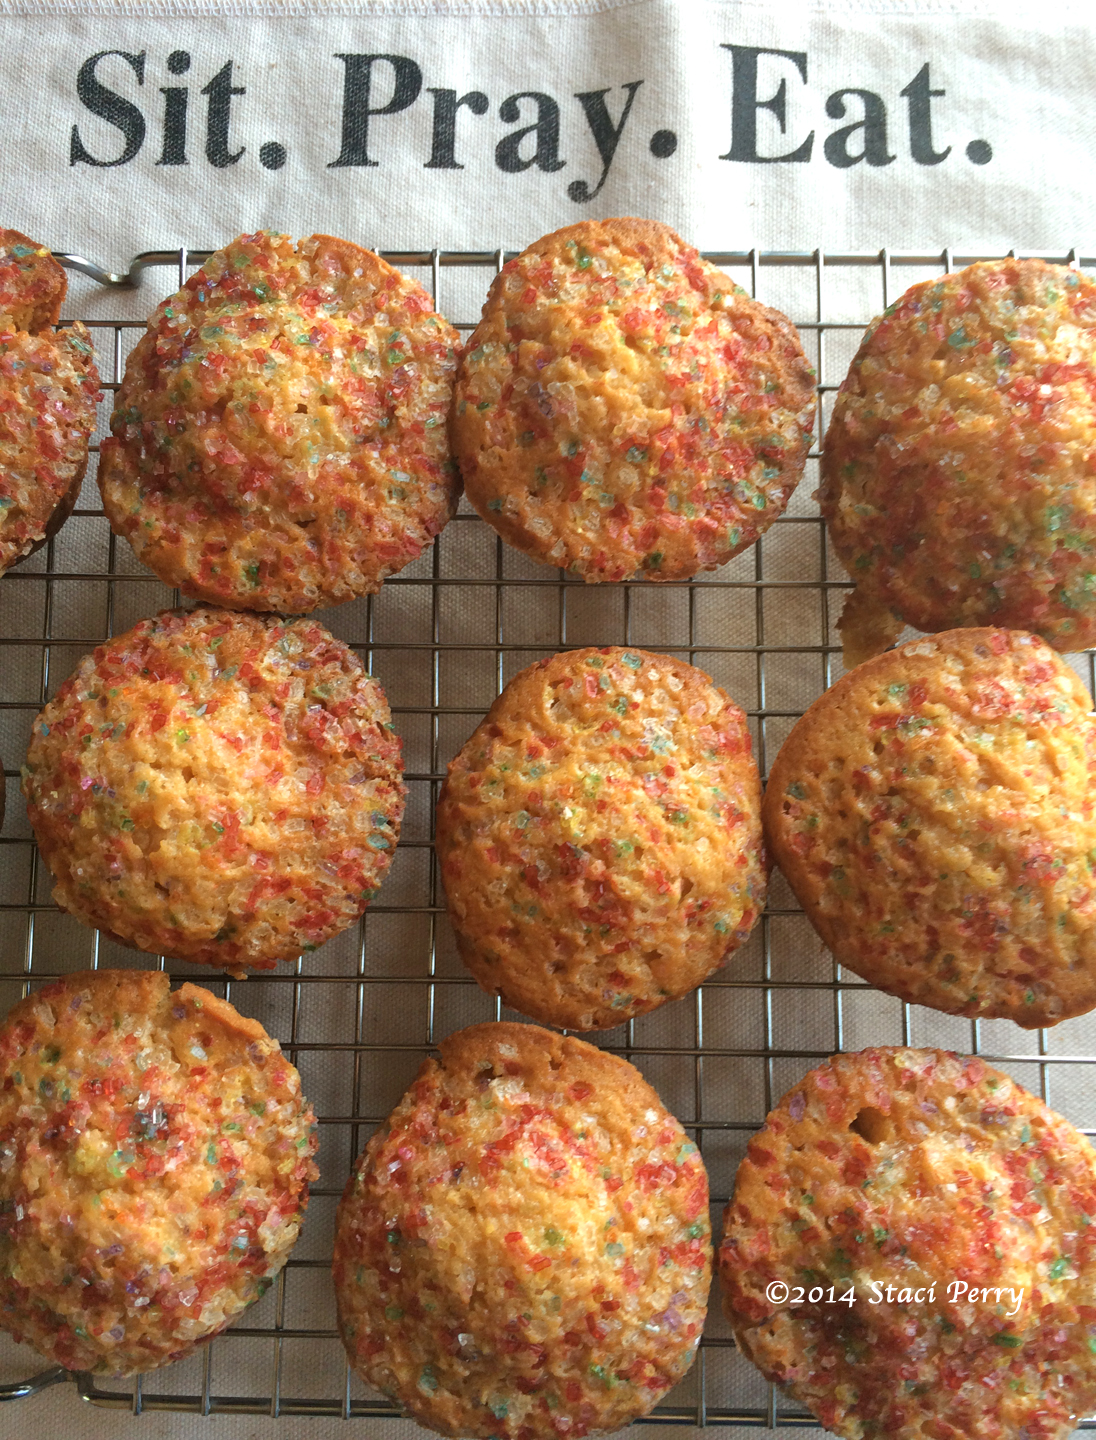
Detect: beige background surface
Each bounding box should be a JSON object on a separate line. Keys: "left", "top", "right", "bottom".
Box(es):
{"left": 6, "top": 1390, "right": 830, "bottom": 1440}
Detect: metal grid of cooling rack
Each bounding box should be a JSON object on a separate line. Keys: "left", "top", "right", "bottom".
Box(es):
{"left": 4, "top": 244, "right": 1096, "bottom": 1430}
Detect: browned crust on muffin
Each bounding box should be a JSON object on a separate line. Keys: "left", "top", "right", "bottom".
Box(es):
{"left": 0, "top": 229, "right": 67, "bottom": 332}
{"left": 19, "top": 437, "right": 88, "bottom": 555}
{"left": 308, "top": 232, "right": 391, "bottom": 281}
{"left": 10, "top": 967, "right": 167, "bottom": 1025}
{"left": 719, "top": 1046, "right": 1096, "bottom": 1440}
{"left": 97, "top": 231, "right": 459, "bottom": 614}
{"left": 23, "top": 607, "right": 405, "bottom": 973}
{"left": 452, "top": 218, "right": 815, "bottom": 584}
{"left": 333, "top": 1018, "right": 710, "bottom": 1438}
{"left": 175, "top": 982, "right": 268, "bottom": 1043}
{"left": 437, "top": 646, "right": 766, "bottom": 1030}
{"left": 436, "top": 1021, "right": 665, "bottom": 1110}
{"left": 0, "top": 322, "right": 99, "bottom": 578}
{"left": 763, "top": 627, "right": 1096, "bottom": 1026}
{"left": 515, "top": 217, "right": 687, "bottom": 260}
{"left": 0, "top": 968, "right": 318, "bottom": 1377}
{"left": 5, "top": 970, "right": 282, "bottom": 1076}
{"left": 820, "top": 258, "right": 1096, "bottom": 664}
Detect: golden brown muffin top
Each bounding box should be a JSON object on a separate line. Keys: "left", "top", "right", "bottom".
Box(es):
{"left": 0, "top": 227, "right": 99, "bottom": 577}
{"left": 765, "top": 627, "right": 1096, "bottom": 1027}
{"left": 0, "top": 324, "right": 99, "bottom": 576}
{"left": 821, "top": 258, "right": 1096, "bottom": 665}
{"left": 334, "top": 1021, "right": 709, "bottom": 1438}
{"left": 437, "top": 646, "right": 765, "bottom": 1029}
{"left": 0, "top": 229, "right": 66, "bottom": 331}
{"left": 453, "top": 217, "right": 815, "bottom": 583}
{"left": 23, "top": 607, "right": 404, "bottom": 973}
{"left": 0, "top": 969, "right": 317, "bottom": 1376}
{"left": 98, "top": 231, "right": 460, "bottom": 613}
{"left": 720, "top": 1047, "right": 1096, "bottom": 1440}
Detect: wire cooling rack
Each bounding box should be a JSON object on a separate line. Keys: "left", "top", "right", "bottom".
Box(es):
{"left": 4, "top": 244, "right": 1096, "bottom": 1431}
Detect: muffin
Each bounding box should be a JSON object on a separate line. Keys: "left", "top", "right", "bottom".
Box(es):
{"left": 764, "top": 627, "right": 1096, "bottom": 1027}
{"left": 720, "top": 1047, "right": 1096, "bottom": 1440}
{"left": 23, "top": 607, "right": 405, "bottom": 972}
{"left": 821, "top": 257, "right": 1096, "bottom": 666}
{"left": 334, "top": 1021, "right": 710, "bottom": 1439}
{"left": 436, "top": 646, "right": 765, "bottom": 1030}
{"left": 0, "top": 969, "right": 317, "bottom": 1376}
{"left": 0, "top": 229, "right": 100, "bottom": 576}
{"left": 452, "top": 218, "right": 816, "bottom": 583}
{"left": 98, "top": 231, "right": 460, "bottom": 613}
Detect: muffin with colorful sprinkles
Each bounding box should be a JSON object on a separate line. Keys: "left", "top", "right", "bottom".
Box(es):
{"left": 0, "top": 228, "right": 67, "bottom": 332}
{"left": 98, "top": 231, "right": 460, "bottom": 613}
{"left": 334, "top": 1021, "right": 710, "bottom": 1438}
{"left": 0, "top": 969, "right": 317, "bottom": 1376}
{"left": 764, "top": 627, "right": 1096, "bottom": 1027}
{"left": 436, "top": 646, "right": 765, "bottom": 1030}
{"left": 22, "top": 607, "right": 405, "bottom": 972}
{"left": 452, "top": 218, "right": 816, "bottom": 583}
{"left": 720, "top": 1047, "right": 1096, "bottom": 1440}
{"left": 822, "top": 257, "right": 1096, "bottom": 666}
{"left": 0, "top": 229, "right": 100, "bottom": 576}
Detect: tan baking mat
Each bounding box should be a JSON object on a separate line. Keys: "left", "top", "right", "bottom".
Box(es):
{"left": 2, "top": 244, "right": 1096, "bottom": 1436}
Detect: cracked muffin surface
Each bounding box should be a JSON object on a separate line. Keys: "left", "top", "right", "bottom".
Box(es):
{"left": 452, "top": 217, "right": 815, "bottom": 583}
{"left": 822, "top": 257, "right": 1096, "bottom": 666}
{"left": 764, "top": 627, "right": 1096, "bottom": 1026}
{"left": 436, "top": 646, "right": 765, "bottom": 1030}
{"left": 0, "top": 228, "right": 100, "bottom": 576}
{"left": 23, "top": 607, "right": 405, "bottom": 972}
{"left": 720, "top": 1047, "right": 1096, "bottom": 1440}
{"left": 98, "top": 230, "right": 459, "bottom": 613}
{"left": 0, "top": 969, "right": 317, "bottom": 1376}
{"left": 335, "top": 1021, "right": 709, "bottom": 1438}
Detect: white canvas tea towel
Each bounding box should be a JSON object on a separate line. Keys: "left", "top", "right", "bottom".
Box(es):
{"left": 0, "top": 0, "right": 1092, "bottom": 271}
